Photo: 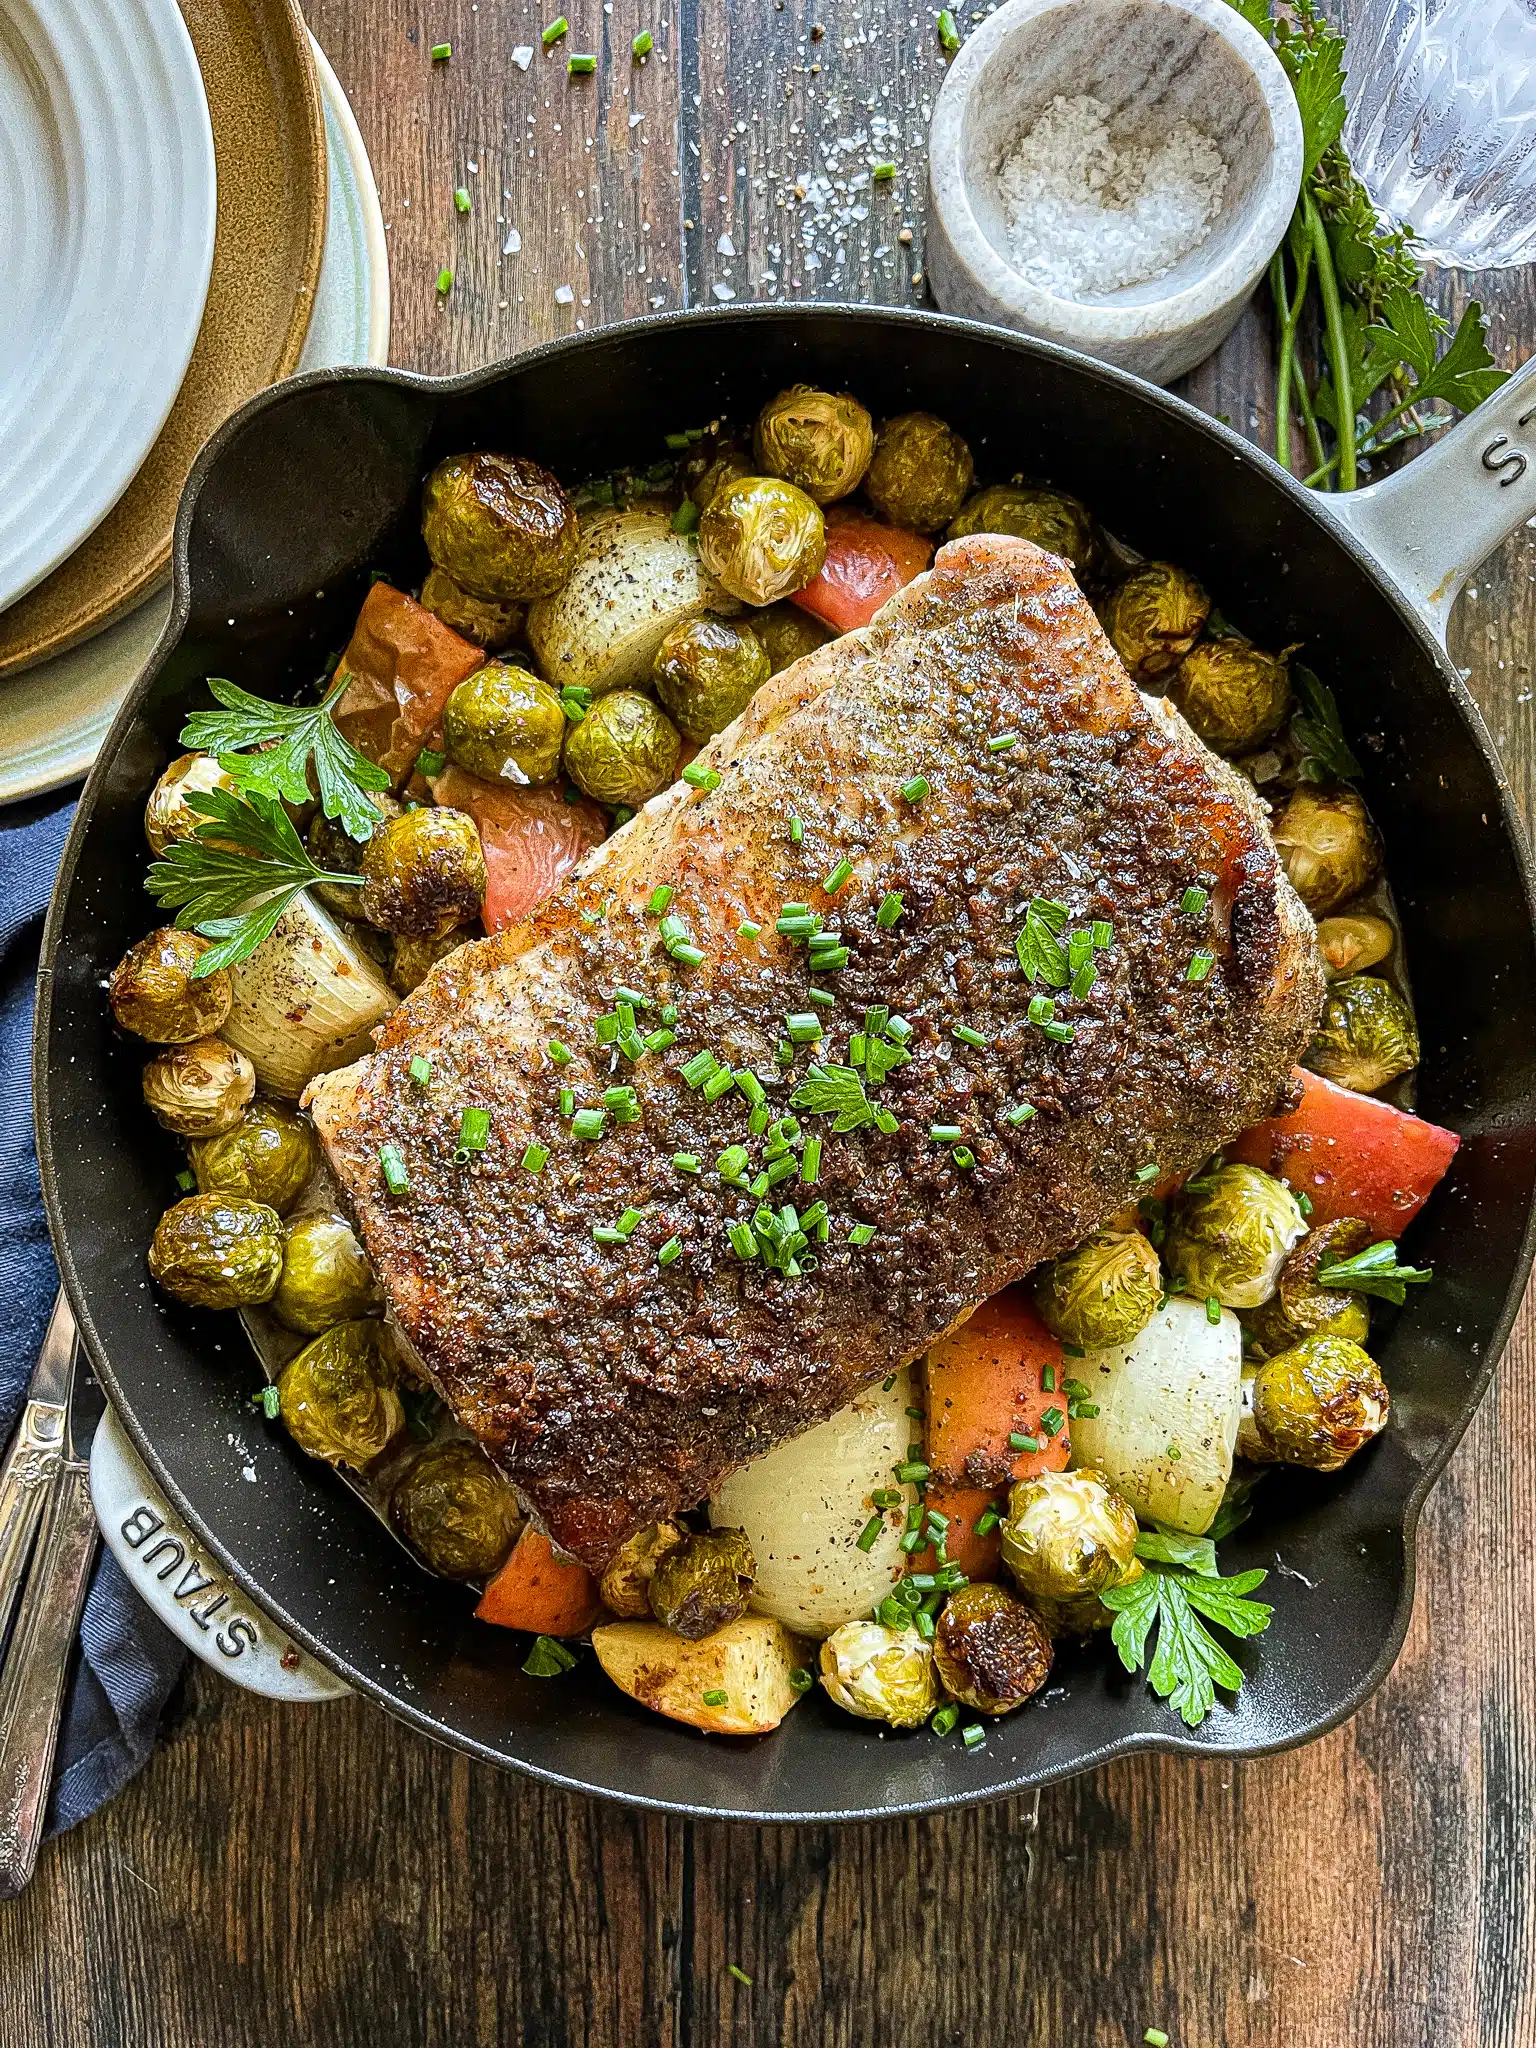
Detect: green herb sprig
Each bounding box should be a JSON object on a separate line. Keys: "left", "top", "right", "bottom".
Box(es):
{"left": 1317, "top": 1239, "right": 1432, "bottom": 1304}
{"left": 180, "top": 672, "right": 389, "bottom": 840}
{"left": 1101, "top": 1556, "right": 1273, "bottom": 1727}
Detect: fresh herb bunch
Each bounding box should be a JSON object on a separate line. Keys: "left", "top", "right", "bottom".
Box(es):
{"left": 182, "top": 671, "right": 389, "bottom": 840}
{"left": 1103, "top": 1536, "right": 1274, "bottom": 1727}
{"left": 1230, "top": 0, "right": 1508, "bottom": 489}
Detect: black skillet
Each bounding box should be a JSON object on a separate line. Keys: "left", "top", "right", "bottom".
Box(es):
{"left": 35, "top": 308, "right": 1536, "bottom": 1820}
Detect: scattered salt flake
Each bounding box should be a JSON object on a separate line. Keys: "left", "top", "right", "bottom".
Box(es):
{"left": 717, "top": 232, "right": 736, "bottom": 256}
{"left": 503, "top": 227, "right": 522, "bottom": 254}
{"left": 242, "top": 1465, "right": 257, "bottom": 1483}
{"left": 554, "top": 284, "right": 575, "bottom": 304}
{"left": 629, "top": 111, "right": 644, "bottom": 126}
{"left": 712, "top": 281, "right": 737, "bottom": 300}
{"left": 512, "top": 43, "right": 534, "bottom": 68}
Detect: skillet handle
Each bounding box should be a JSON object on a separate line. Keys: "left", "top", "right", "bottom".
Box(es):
{"left": 1316, "top": 352, "right": 1536, "bottom": 645}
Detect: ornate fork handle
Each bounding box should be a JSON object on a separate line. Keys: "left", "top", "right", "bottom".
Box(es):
{"left": 0, "top": 1400, "right": 67, "bottom": 1651}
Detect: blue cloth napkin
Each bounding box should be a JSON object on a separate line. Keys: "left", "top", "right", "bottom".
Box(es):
{"left": 1, "top": 793, "right": 187, "bottom": 1837}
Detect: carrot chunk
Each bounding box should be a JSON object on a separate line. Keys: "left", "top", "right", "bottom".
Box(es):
{"left": 475, "top": 1525, "right": 604, "bottom": 1636}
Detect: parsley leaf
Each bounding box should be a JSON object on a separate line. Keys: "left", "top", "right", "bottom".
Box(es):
{"left": 1280, "top": 30, "right": 1347, "bottom": 177}
{"left": 1317, "top": 1239, "right": 1433, "bottom": 1304}
{"left": 1101, "top": 1561, "right": 1272, "bottom": 1726}
{"left": 1289, "top": 664, "right": 1361, "bottom": 783}
{"left": 1135, "top": 1528, "right": 1218, "bottom": 1575}
{"left": 181, "top": 673, "right": 390, "bottom": 842}
{"left": 789, "top": 1062, "right": 876, "bottom": 1132}
{"left": 1225, "top": 0, "right": 1273, "bottom": 35}
{"left": 1015, "top": 897, "right": 1070, "bottom": 988}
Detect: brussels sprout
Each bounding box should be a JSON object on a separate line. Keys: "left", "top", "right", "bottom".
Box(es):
{"left": 1305, "top": 975, "right": 1419, "bottom": 1095}
{"left": 1034, "top": 1228, "right": 1162, "bottom": 1350}
{"left": 1164, "top": 1163, "right": 1306, "bottom": 1309}
{"left": 419, "top": 564, "right": 524, "bottom": 650}
{"left": 148, "top": 1194, "right": 284, "bottom": 1309}
{"left": 648, "top": 1527, "right": 756, "bottom": 1639}
{"left": 754, "top": 602, "right": 834, "bottom": 674}
{"left": 307, "top": 795, "right": 403, "bottom": 921}
{"left": 818, "top": 1619, "right": 938, "bottom": 1727}
{"left": 1168, "top": 641, "right": 1292, "bottom": 757}
{"left": 1000, "top": 1467, "right": 1141, "bottom": 1603}
{"left": 599, "top": 1518, "right": 690, "bottom": 1618}
{"left": 686, "top": 442, "right": 754, "bottom": 510}
{"left": 1098, "top": 563, "right": 1210, "bottom": 682}
{"left": 752, "top": 385, "right": 875, "bottom": 504}
{"left": 144, "top": 752, "right": 238, "bottom": 857}
{"left": 1271, "top": 786, "right": 1382, "bottom": 916}
{"left": 390, "top": 1438, "right": 523, "bottom": 1578}
{"left": 358, "top": 806, "right": 487, "bottom": 937}
{"left": 420, "top": 449, "right": 579, "bottom": 602}
{"left": 271, "top": 1211, "right": 381, "bottom": 1333}
{"left": 109, "top": 928, "right": 231, "bottom": 1044}
{"left": 1027, "top": 1568, "right": 1146, "bottom": 1642}
{"left": 141, "top": 1036, "right": 255, "bottom": 1137}
{"left": 863, "top": 412, "right": 974, "bottom": 533}
{"left": 277, "top": 1319, "right": 404, "bottom": 1471}
{"left": 442, "top": 662, "right": 566, "bottom": 787}
{"left": 1241, "top": 1217, "right": 1373, "bottom": 1358}
{"left": 389, "top": 923, "right": 475, "bottom": 996}
{"left": 932, "top": 1581, "right": 1054, "bottom": 1715}
{"left": 563, "top": 689, "right": 682, "bottom": 808}
{"left": 945, "top": 483, "right": 1101, "bottom": 581}
{"left": 653, "top": 613, "right": 770, "bottom": 741}
{"left": 1316, "top": 912, "right": 1394, "bottom": 980}
{"left": 189, "top": 1101, "right": 319, "bottom": 1213}
{"left": 1238, "top": 1334, "right": 1389, "bottom": 1471}
{"left": 698, "top": 475, "right": 827, "bottom": 605}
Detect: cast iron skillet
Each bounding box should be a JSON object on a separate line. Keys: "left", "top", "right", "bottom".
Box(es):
{"left": 35, "top": 308, "right": 1536, "bottom": 1820}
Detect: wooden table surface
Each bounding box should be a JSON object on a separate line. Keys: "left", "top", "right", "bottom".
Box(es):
{"left": 6, "top": 3, "right": 1536, "bottom": 2040}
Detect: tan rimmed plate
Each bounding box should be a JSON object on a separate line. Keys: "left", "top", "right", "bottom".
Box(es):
{"left": 0, "top": 0, "right": 325, "bottom": 676}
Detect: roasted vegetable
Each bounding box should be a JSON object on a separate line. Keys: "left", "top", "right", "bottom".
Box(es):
{"left": 331, "top": 581, "right": 485, "bottom": 785}
{"left": 1168, "top": 640, "right": 1292, "bottom": 756}
{"left": 792, "top": 506, "right": 933, "bottom": 633}
{"left": 647, "top": 1527, "right": 756, "bottom": 1640}
{"left": 653, "top": 613, "right": 769, "bottom": 741}
{"left": 593, "top": 1615, "right": 804, "bottom": 1734}
{"left": 1305, "top": 975, "right": 1420, "bottom": 1095}
{"left": 188, "top": 1101, "right": 319, "bottom": 1213}
{"left": 1164, "top": 1164, "right": 1306, "bottom": 1309}
{"left": 1000, "top": 1467, "right": 1141, "bottom": 1604}
{"left": 1238, "top": 1335, "right": 1389, "bottom": 1471}
{"left": 818, "top": 1620, "right": 938, "bottom": 1728}
{"left": 598, "top": 1519, "right": 690, "bottom": 1620}
{"left": 307, "top": 796, "right": 403, "bottom": 921}
{"left": 477, "top": 1526, "right": 598, "bottom": 1635}
{"left": 390, "top": 1438, "right": 522, "bottom": 1578}
{"left": 442, "top": 662, "right": 566, "bottom": 786}
{"left": 271, "top": 1210, "right": 381, "bottom": 1334}
{"left": 358, "top": 805, "right": 488, "bottom": 937}
{"left": 946, "top": 483, "right": 1101, "bottom": 581}
{"left": 1241, "top": 1216, "right": 1373, "bottom": 1357}
{"left": 109, "top": 928, "right": 231, "bottom": 1044}
{"left": 563, "top": 688, "right": 681, "bottom": 807}
{"left": 1271, "top": 785, "right": 1382, "bottom": 916}
{"left": 277, "top": 1319, "right": 403, "bottom": 1470}
{"left": 420, "top": 449, "right": 579, "bottom": 602}
{"left": 388, "top": 924, "right": 475, "bottom": 996}
{"left": 863, "top": 411, "right": 973, "bottom": 533}
{"left": 752, "top": 385, "right": 874, "bottom": 503}
{"left": 932, "top": 1581, "right": 1054, "bottom": 1714}
{"left": 148, "top": 1194, "right": 284, "bottom": 1309}
{"left": 221, "top": 892, "right": 396, "bottom": 1099}
{"left": 1316, "top": 912, "right": 1395, "bottom": 979}
{"left": 754, "top": 602, "right": 833, "bottom": 674}
{"left": 698, "top": 475, "right": 827, "bottom": 604}
{"left": 1034, "top": 1229, "right": 1161, "bottom": 1350}
{"left": 140, "top": 1036, "right": 254, "bottom": 1137}
{"left": 686, "top": 441, "right": 754, "bottom": 510}
{"left": 1098, "top": 562, "right": 1209, "bottom": 681}
{"left": 144, "top": 752, "right": 237, "bottom": 857}
{"left": 418, "top": 565, "right": 524, "bottom": 650}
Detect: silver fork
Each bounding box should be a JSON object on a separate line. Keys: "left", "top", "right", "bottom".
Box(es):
{"left": 0, "top": 1294, "right": 77, "bottom": 1650}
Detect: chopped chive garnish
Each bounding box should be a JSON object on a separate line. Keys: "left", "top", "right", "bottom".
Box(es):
{"left": 937, "top": 8, "right": 961, "bottom": 51}
{"left": 615, "top": 1208, "right": 643, "bottom": 1236}
{"left": 702, "top": 1065, "right": 736, "bottom": 1102}
{"left": 646, "top": 885, "right": 674, "bottom": 916}
{"left": 952, "top": 1145, "right": 976, "bottom": 1170}
{"left": 1008, "top": 1431, "right": 1039, "bottom": 1453}
{"left": 670, "top": 498, "right": 700, "bottom": 535}
{"left": 764, "top": 1155, "right": 798, "bottom": 1188}
{"left": 415, "top": 746, "right": 446, "bottom": 778}
{"left": 823, "top": 857, "right": 853, "bottom": 895}
{"left": 1135, "top": 1163, "right": 1160, "bottom": 1183}
{"left": 658, "top": 1236, "right": 683, "bottom": 1266}
{"left": 1144, "top": 2034, "right": 1170, "bottom": 2048}
{"left": 975, "top": 1502, "right": 1002, "bottom": 1535}
{"left": 682, "top": 762, "right": 721, "bottom": 791}
{"left": 175, "top": 1168, "right": 197, "bottom": 1193}
{"left": 801, "top": 1136, "right": 822, "bottom": 1183}
{"left": 454, "top": 186, "right": 471, "bottom": 213}
{"left": 849, "top": 1034, "right": 867, "bottom": 1066}
{"left": 801, "top": 1199, "right": 828, "bottom": 1228}
{"left": 1006, "top": 1102, "right": 1037, "bottom": 1125}
{"left": 547, "top": 1039, "right": 572, "bottom": 1066}
{"left": 1181, "top": 885, "right": 1209, "bottom": 915}
{"left": 788, "top": 1667, "right": 813, "bottom": 1695}
{"left": 1206, "top": 1294, "right": 1222, "bottom": 1324}
{"left": 872, "top": 159, "right": 897, "bottom": 180}
{"left": 951, "top": 1025, "right": 986, "bottom": 1049}
{"left": 807, "top": 987, "right": 836, "bottom": 1010}
{"left": 1042, "top": 1365, "right": 1056, "bottom": 1393}
{"left": 856, "top": 1514, "right": 884, "bottom": 1552}
{"left": 701, "top": 1688, "right": 728, "bottom": 1707}
{"left": 560, "top": 685, "right": 591, "bottom": 723}
{"left": 408, "top": 1054, "right": 432, "bottom": 1086}
{"left": 458, "top": 1106, "right": 491, "bottom": 1152}
{"left": 777, "top": 911, "right": 822, "bottom": 937}
{"left": 875, "top": 891, "right": 904, "bottom": 928}
{"left": 900, "top": 775, "right": 930, "bottom": 805}
{"left": 603, "top": 1085, "right": 638, "bottom": 1110}
{"left": 786, "top": 1013, "right": 823, "bottom": 1042}
{"left": 899, "top": 1530, "right": 924, "bottom": 1553}
{"left": 987, "top": 732, "right": 1018, "bottom": 753}
{"left": 1074, "top": 1401, "right": 1100, "bottom": 1418}
{"left": 849, "top": 1222, "right": 876, "bottom": 1246}
{"left": 670, "top": 942, "right": 705, "bottom": 968}
{"left": 790, "top": 815, "right": 804, "bottom": 845}
{"left": 929, "top": 1123, "right": 963, "bottom": 1143}
{"left": 894, "top": 1460, "right": 929, "bottom": 1483}
{"left": 1070, "top": 961, "right": 1096, "bottom": 999}
{"left": 1042, "top": 1020, "right": 1075, "bottom": 1043}
{"left": 632, "top": 28, "right": 653, "bottom": 55}
{"left": 379, "top": 1144, "right": 409, "bottom": 1193}
{"left": 716, "top": 1144, "right": 750, "bottom": 1182}
{"left": 430, "top": 40, "right": 452, "bottom": 59}
{"left": 673, "top": 1154, "right": 701, "bottom": 1177}
{"left": 737, "top": 918, "right": 762, "bottom": 939}
{"left": 542, "top": 13, "right": 569, "bottom": 42}
{"left": 734, "top": 1069, "right": 766, "bottom": 1107}
{"left": 436, "top": 266, "right": 454, "bottom": 295}
{"left": 1040, "top": 1406, "right": 1065, "bottom": 1435}
{"left": 885, "top": 1015, "right": 913, "bottom": 1044}
{"left": 594, "top": 1013, "right": 620, "bottom": 1045}
{"left": 1027, "top": 994, "right": 1054, "bottom": 1024}
{"left": 559, "top": 1086, "right": 575, "bottom": 1117}
{"left": 613, "top": 985, "right": 649, "bottom": 1010}
{"left": 810, "top": 945, "right": 850, "bottom": 971}
{"left": 728, "top": 1220, "right": 759, "bottom": 1260}
{"left": 593, "top": 1224, "right": 627, "bottom": 1246}
{"left": 1187, "top": 950, "right": 1215, "bottom": 982}
{"left": 643, "top": 1027, "right": 676, "bottom": 1053}
{"left": 962, "top": 1724, "right": 985, "bottom": 1750}
{"left": 521, "top": 1142, "right": 549, "bottom": 1174}
{"left": 571, "top": 1107, "right": 606, "bottom": 1140}
{"left": 680, "top": 1049, "right": 720, "bottom": 1088}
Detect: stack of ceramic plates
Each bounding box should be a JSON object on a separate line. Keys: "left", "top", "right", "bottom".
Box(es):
{"left": 0, "top": 0, "right": 391, "bottom": 802}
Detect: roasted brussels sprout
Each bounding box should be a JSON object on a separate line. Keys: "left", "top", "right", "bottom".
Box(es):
{"left": 109, "top": 928, "right": 231, "bottom": 1044}
{"left": 1027, "top": 1575, "right": 1144, "bottom": 1641}
{"left": 863, "top": 412, "right": 974, "bottom": 533}
{"left": 148, "top": 1195, "right": 284, "bottom": 1309}
{"left": 1238, "top": 1335, "right": 1389, "bottom": 1471}
{"left": 686, "top": 441, "right": 753, "bottom": 510}
{"left": 563, "top": 688, "right": 682, "bottom": 807}
{"left": 1271, "top": 785, "right": 1382, "bottom": 916}
{"left": 1168, "top": 641, "right": 1292, "bottom": 757}
{"left": 599, "top": 1518, "right": 690, "bottom": 1619}
{"left": 648, "top": 1527, "right": 756, "bottom": 1639}
{"left": 1000, "top": 1467, "right": 1141, "bottom": 1603}
{"left": 1305, "top": 975, "right": 1420, "bottom": 1095}
{"left": 419, "top": 565, "right": 524, "bottom": 650}
{"left": 144, "top": 752, "right": 238, "bottom": 857}
{"left": 442, "top": 662, "right": 566, "bottom": 787}
{"left": 390, "top": 1438, "right": 522, "bottom": 1578}
{"left": 818, "top": 1619, "right": 938, "bottom": 1728}
{"left": 754, "top": 602, "right": 833, "bottom": 674}
{"left": 1241, "top": 1217, "right": 1373, "bottom": 1357}
{"left": 752, "top": 385, "right": 875, "bottom": 504}
{"left": 932, "top": 1582, "right": 1054, "bottom": 1715}
{"left": 141, "top": 1036, "right": 255, "bottom": 1137}
{"left": 1098, "top": 562, "right": 1210, "bottom": 681}
{"left": 1164, "top": 1163, "right": 1306, "bottom": 1309}
{"left": 420, "top": 449, "right": 579, "bottom": 602}
{"left": 358, "top": 805, "right": 487, "bottom": 937}
{"left": 698, "top": 475, "right": 827, "bottom": 605}
{"left": 653, "top": 613, "right": 769, "bottom": 741}
{"left": 306, "top": 795, "right": 403, "bottom": 921}
{"left": 1316, "top": 912, "right": 1395, "bottom": 980}
{"left": 189, "top": 1101, "right": 319, "bottom": 1213}
{"left": 277, "top": 1319, "right": 403, "bottom": 1471}
{"left": 389, "top": 923, "right": 475, "bottom": 996}
{"left": 946, "top": 483, "right": 1101, "bottom": 581}
{"left": 1034, "top": 1228, "right": 1162, "bottom": 1350}
{"left": 271, "top": 1211, "right": 381, "bottom": 1334}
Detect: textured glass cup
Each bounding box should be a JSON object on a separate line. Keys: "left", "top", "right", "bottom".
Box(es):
{"left": 1344, "top": 0, "right": 1536, "bottom": 268}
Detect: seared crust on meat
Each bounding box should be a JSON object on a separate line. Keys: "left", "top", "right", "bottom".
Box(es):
{"left": 308, "top": 537, "right": 1324, "bottom": 1568}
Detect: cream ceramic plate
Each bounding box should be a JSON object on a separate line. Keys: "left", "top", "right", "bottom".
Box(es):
{"left": 0, "top": 0, "right": 217, "bottom": 612}
{"left": 0, "top": 38, "right": 391, "bottom": 804}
